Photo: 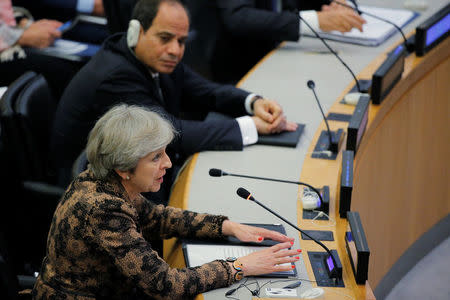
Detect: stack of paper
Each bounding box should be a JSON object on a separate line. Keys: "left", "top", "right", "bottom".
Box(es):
{"left": 182, "top": 223, "right": 297, "bottom": 278}
{"left": 308, "top": 5, "right": 419, "bottom": 46}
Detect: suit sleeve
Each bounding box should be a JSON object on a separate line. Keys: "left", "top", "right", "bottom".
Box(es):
{"left": 283, "top": 0, "right": 330, "bottom": 11}
{"left": 41, "top": 0, "right": 78, "bottom": 10}
{"left": 87, "top": 198, "right": 234, "bottom": 299}
{"left": 216, "top": 0, "right": 300, "bottom": 41}
{"left": 180, "top": 64, "right": 250, "bottom": 117}
{"left": 96, "top": 66, "right": 245, "bottom": 155}
{"left": 137, "top": 197, "right": 229, "bottom": 241}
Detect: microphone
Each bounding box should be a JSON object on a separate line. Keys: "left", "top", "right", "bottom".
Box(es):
{"left": 330, "top": 0, "right": 410, "bottom": 51}
{"left": 306, "top": 80, "right": 340, "bottom": 153}
{"left": 209, "top": 168, "right": 324, "bottom": 206}
{"left": 298, "top": 14, "right": 367, "bottom": 94}
{"left": 236, "top": 187, "right": 342, "bottom": 280}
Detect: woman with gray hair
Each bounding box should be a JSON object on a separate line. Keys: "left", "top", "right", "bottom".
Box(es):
{"left": 32, "top": 104, "right": 300, "bottom": 299}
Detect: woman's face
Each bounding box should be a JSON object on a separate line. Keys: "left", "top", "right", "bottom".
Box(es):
{"left": 125, "top": 147, "right": 172, "bottom": 196}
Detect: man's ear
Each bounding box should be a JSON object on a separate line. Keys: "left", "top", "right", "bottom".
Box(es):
{"left": 127, "top": 19, "right": 141, "bottom": 48}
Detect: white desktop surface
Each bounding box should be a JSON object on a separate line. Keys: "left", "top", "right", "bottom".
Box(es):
{"left": 179, "top": 1, "right": 448, "bottom": 299}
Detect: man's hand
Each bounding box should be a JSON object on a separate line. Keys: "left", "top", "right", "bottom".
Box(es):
{"left": 317, "top": 5, "right": 366, "bottom": 33}
{"left": 252, "top": 98, "right": 298, "bottom": 134}
{"left": 253, "top": 98, "right": 282, "bottom": 123}
{"left": 93, "top": 0, "right": 105, "bottom": 16}
{"left": 18, "top": 19, "right": 62, "bottom": 48}
{"left": 252, "top": 115, "right": 297, "bottom": 135}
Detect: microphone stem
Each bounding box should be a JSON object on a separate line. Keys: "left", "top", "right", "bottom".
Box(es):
{"left": 299, "top": 15, "right": 362, "bottom": 93}
{"left": 310, "top": 88, "right": 333, "bottom": 147}
{"left": 229, "top": 173, "right": 324, "bottom": 204}
{"left": 251, "top": 198, "right": 335, "bottom": 265}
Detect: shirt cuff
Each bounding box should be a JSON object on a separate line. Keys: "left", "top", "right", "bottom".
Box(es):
{"left": 245, "top": 93, "right": 259, "bottom": 115}
{"left": 0, "top": 25, "right": 24, "bottom": 50}
{"left": 236, "top": 116, "right": 258, "bottom": 146}
{"left": 299, "top": 10, "right": 320, "bottom": 35}
{"left": 76, "top": 0, "right": 95, "bottom": 14}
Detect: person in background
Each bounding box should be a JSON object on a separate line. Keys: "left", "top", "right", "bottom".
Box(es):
{"left": 0, "top": 0, "right": 80, "bottom": 98}
{"left": 12, "top": 0, "right": 105, "bottom": 21}
{"left": 33, "top": 104, "right": 301, "bottom": 300}
{"left": 50, "top": 0, "right": 298, "bottom": 204}
{"left": 184, "top": 0, "right": 367, "bottom": 84}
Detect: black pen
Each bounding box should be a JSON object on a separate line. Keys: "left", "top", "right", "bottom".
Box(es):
{"left": 282, "top": 281, "right": 302, "bottom": 289}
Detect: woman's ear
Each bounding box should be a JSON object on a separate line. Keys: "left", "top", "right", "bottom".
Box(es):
{"left": 115, "top": 169, "right": 130, "bottom": 181}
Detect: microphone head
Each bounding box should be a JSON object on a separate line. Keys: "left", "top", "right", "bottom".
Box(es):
{"left": 236, "top": 187, "right": 254, "bottom": 200}
{"left": 307, "top": 80, "right": 315, "bottom": 89}
{"left": 209, "top": 168, "right": 223, "bottom": 177}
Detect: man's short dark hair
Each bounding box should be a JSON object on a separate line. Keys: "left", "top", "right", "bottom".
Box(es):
{"left": 131, "top": 0, "right": 188, "bottom": 31}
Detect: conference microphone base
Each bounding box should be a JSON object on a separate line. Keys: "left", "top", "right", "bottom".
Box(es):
{"left": 312, "top": 129, "right": 344, "bottom": 160}
{"left": 308, "top": 250, "right": 344, "bottom": 287}
{"left": 350, "top": 79, "right": 372, "bottom": 94}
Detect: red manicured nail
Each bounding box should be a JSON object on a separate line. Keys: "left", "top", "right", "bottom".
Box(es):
{"left": 291, "top": 265, "right": 295, "bottom": 269}
{"left": 297, "top": 249, "right": 302, "bottom": 253}
{"left": 295, "top": 256, "right": 299, "bottom": 259}
{"left": 258, "top": 237, "right": 263, "bottom": 241}
{"left": 290, "top": 241, "right": 294, "bottom": 245}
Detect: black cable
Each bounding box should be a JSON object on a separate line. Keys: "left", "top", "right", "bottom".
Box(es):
{"left": 298, "top": 14, "right": 362, "bottom": 93}
{"left": 225, "top": 277, "right": 318, "bottom": 298}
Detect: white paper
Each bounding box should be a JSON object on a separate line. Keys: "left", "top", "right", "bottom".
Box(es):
{"left": 313, "top": 5, "right": 417, "bottom": 46}
{"left": 43, "top": 39, "right": 88, "bottom": 55}
{"left": 185, "top": 244, "right": 295, "bottom": 277}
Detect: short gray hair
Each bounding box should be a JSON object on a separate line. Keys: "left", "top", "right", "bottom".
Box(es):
{"left": 86, "top": 104, "right": 175, "bottom": 179}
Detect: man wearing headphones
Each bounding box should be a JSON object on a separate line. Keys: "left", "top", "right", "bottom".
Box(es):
{"left": 50, "top": 0, "right": 297, "bottom": 204}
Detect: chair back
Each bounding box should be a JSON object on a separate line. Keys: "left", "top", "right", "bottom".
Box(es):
{"left": 15, "top": 74, "right": 57, "bottom": 182}
{"left": 0, "top": 72, "right": 38, "bottom": 182}
{"left": 72, "top": 149, "right": 88, "bottom": 179}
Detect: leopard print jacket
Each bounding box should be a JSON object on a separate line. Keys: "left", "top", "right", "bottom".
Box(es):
{"left": 32, "top": 170, "right": 234, "bottom": 299}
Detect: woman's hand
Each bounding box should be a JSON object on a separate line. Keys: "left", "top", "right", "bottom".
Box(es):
{"left": 238, "top": 241, "right": 301, "bottom": 276}
{"left": 222, "top": 220, "right": 294, "bottom": 243}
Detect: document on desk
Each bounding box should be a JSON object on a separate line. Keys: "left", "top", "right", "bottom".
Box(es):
{"left": 43, "top": 39, "right": 88, "bottom": 55}
{"left": 184, "top": 244, "right": 297, "bottom": 277}
{"left": 182, "top": 223, "right": 297, "bottom": 278}
{"left": 39, "top": 39, "right": 100, "bottom": 59}
{"left": 307, "top": 5, "right": 419, "bottom": 46}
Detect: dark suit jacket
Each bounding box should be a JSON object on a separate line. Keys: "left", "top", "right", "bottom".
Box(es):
{"left": 51, "top": 33, "right": 250, "bottom": 179}
{"left": 184, "top": 0, "right": 328, "bottom": 83}
{"left": 12, "top": 0, "right": 80, "bottom": 21}
{"left": 103, "top": 0, "right": 137, "bottom": 34}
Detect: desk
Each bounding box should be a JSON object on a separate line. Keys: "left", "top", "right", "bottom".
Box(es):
{"left": 164, "top": 1, "right": 449, "bottom": 299}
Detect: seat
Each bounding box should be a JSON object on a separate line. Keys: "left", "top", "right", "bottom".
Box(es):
{"left": 0, "top": 72, "right": 64, "bottom": 277}
{"left": 0, "top": 231, "right": 34, "bottom": 300}
{"left": 0, "top": 72, "right": 37, "bottom": 180}
{"left": 15, "top": 74, "right": 59, "bottom": 182}
{"left": 71, "top": 149, "right": 88, "bottom": 179}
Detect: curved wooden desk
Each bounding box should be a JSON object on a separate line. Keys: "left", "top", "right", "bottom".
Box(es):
{"left": 351, "top": 36, "right": 449, "bottom": 287}
{"left": 164, "top": 2, "right": 449, "bottom": 299}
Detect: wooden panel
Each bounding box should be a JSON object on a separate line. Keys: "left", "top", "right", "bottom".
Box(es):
{"left": 164, "top": 33, "right": 449, "bottom": 300}
{"left": 352, "top": 38, "right": 450, "bottom": 287}
{"left": 292, "top": 35, "right": 450, "bottom": 298}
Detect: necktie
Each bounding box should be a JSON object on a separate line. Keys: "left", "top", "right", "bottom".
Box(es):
{"left": 154, "top": 75, "right": 164, "bottom": 103}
